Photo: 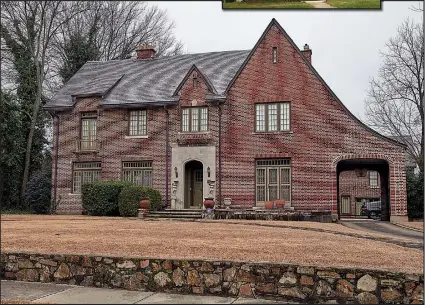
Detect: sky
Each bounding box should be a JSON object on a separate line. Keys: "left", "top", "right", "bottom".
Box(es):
{"left": 154, "top": 0, "right": 423, "bottom": 122}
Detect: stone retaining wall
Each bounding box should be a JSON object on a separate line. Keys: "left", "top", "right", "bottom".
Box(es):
{"left": 1, "top": 252, "right": 423, "bottom": 304}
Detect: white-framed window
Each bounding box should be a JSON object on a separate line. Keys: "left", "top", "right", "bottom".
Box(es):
{"left": 122, "top": 161, "right": 153, "bottom": 187}
{"left": 80, "top": 112, "right": 97, "bottom": 151}
{"left": 181, "top": 107, "right": 208, "bottom": 132}
{"left": 129, "top": 110, "right": 147, "bottom": 136}
{"left": 256, "top": 159, "right": 291, "bottom": 203}
{"left": 72, "top": 162, "right": 101, "bottom": 193}
{"left": 369, "top": 171, "right": 378, "bottom": 187}
{"left": 255, "top": 102, "right": 290, "bottom": 132}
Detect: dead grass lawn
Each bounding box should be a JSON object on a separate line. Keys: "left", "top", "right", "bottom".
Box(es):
{"left": 1, "top": 215, "right": 423, "bottom": 274}
{"left": 397, "top": 220, "right": 424, "bottom": 232}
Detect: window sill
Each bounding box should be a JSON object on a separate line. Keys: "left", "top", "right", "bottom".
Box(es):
{"left": 252, "top": 131, "right": 293, "bottom": 135}
{"left": 178, "top": 131, "right": 210, "bottom": 135}
{"left": 68, "top": 193, "right": 81, "bottom": 196}
{"left": 368, "top": 186, "right": 380, "bottom": 189}
{"left": 125, "top": 135, "right": 149, "bottom": 139}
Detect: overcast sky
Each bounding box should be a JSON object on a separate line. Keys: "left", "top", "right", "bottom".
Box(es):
{"left": 154, "top": 0, "right": 422, "bottom": 122}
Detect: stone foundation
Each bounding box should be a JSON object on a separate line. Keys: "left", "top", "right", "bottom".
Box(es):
{"left": 1, "top": 252, "right": 423, "bottom": 304}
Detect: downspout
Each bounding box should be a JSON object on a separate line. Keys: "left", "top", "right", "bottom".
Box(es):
{"left": 218, "top": 103, "right": 222, "bottom": 207}
{"left": 52, "top": 111, "right": 59, "bottom": 214}
{"left": 165, "top": 106, "right": 169, "bottom": 209}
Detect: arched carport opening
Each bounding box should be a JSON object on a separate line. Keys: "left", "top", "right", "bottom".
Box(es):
{"left": 336, "top": 159, "right": 390, "bottom": 221}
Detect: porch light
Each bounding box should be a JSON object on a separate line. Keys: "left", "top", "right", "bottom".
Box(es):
{"left": 207, "top": 167, "right": 211, "bottom": 178}
{"left": 174, "top": 167, "right": 178, "bottom": 178}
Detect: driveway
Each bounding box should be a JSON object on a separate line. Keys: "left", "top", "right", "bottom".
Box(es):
{"left": 340, "top": 219, "right": 424, "bottom": 241}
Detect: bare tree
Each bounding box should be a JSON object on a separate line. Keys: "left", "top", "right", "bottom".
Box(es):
{"left": 1, "top": 1, "right": 85, "bottom": 197}
{"left": 365, "top": 19, "right": 424, "bottom": 173}
{"left": 409, "top": 1, "right": 423, "bottom": 12}
{"left": 49, "top": 1, "right": 183, "bottom": 84}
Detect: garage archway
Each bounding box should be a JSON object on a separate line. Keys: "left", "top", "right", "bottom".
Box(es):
{"left": 336, "top": 159, "right": 390, "bottom": 221}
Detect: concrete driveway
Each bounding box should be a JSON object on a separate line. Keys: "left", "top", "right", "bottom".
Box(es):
{"left": 340, "top": 219, "right": 424, "bottom": 241}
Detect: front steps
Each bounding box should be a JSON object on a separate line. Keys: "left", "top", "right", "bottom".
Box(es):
{"left": 144, "top": 209, "right": 203, "bottom": 220}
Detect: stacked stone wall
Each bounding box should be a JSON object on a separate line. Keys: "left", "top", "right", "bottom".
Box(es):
{"left": 1, "top": 252, "right": 423, "bottom": 304}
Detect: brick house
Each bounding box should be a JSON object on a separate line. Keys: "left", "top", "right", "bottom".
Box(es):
{"left": 44, "top": 19, "right": 408, "bottom": 222}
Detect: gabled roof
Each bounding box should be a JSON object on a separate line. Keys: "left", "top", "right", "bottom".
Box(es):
{"left": 45, "top": 50, "right": 249, "bottom": 110}
{"left": 173, "top": 64, "right": 218, "bottom": 96}
{"left": 225, "top": 18, "right": 406, "bottom": 149}
{"left": 45, "top": 18, "right": 407, "bottom": 150}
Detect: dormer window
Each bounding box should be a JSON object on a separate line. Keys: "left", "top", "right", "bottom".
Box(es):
{"left": 272, "top": 47, "right": 277, "bottom": 64}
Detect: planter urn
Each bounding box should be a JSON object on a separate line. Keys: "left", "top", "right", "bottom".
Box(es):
{"left": 264, "top": 201, "right": 274, "bottom": 209}
{"left": 139, "top": 197, "right": 150, "bottom": 210}
{"left": 203, "top": 197, "right": 215, "bottom": 209}
{"left": 275, "top": 200, "right": 285, "bottom": 209}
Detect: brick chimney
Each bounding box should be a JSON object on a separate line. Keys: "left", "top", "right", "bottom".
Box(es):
{"left": 135, "top": 44, "right": 156, "bottom": 59}
{"left": 301, "top": 44, "right": 312, "bottom": 63}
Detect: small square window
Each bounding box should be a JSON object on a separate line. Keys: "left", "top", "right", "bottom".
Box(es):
{"left": 272, "top": 47, "right": 277, "bottom": 64}
{"left": 369, "top": 171, "right": 378, "bottom": 187}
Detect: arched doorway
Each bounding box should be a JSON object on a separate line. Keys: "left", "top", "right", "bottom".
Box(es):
{"left": 336, "top": 159, "right": 390, "bottom": 221}
{"left": 184, "top": 160, "right": 203, "bottom": 209}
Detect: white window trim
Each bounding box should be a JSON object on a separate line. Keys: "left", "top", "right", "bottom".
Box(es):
{"left": 125, "top": 135, "right": 149, "bottom": 139}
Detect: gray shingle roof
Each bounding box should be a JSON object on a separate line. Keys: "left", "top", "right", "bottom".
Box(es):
{"left": 46, "top": 50, "right": 250, "bottom": 109}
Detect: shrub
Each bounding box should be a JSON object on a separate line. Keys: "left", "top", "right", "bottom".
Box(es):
{"left": 23, "top": 168, "right": 51, "bottom": 214}
{"left": 118, "top": 186, "right": 162, "bottom": 217}
{"left": 406, "top": 170, "right": 424, "bottom": 220}
{"left": 81, "top": 181, "right": 132, "bottom": 216}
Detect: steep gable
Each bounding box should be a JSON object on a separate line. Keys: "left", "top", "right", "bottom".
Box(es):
{"left": 173, "top": 65, "right": 218, "bottom": 96}
{"left": 226, "top": 18, "right": 405, "bottom": 149}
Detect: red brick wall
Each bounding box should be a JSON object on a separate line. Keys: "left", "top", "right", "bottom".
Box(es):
{"left": 223, "top": 24, "right": 406, "bottom": 216}
{"left": 339, "top": 171, "right": 381, "bottom": 215}
{"left": 52, "top": 23, "right": 407, "bottom": 218}
{"left": 52, "top": 70, "right": 220, "bottom": 214}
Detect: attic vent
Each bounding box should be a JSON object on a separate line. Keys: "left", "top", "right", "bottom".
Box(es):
{"left": 272, "top": 47, "right": 277, "bottom": 64}
{"left": 193, "top": 71, "right": 198, "bottom": 88}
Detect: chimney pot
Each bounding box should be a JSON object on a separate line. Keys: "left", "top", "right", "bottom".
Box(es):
{"left": 136, "top": 44, "right": 156, "bottom": 59}
{"left": 301, "top": 44, "right": 312, "bottom": 63}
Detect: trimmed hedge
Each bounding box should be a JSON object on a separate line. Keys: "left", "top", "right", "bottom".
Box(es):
{"left": 118, "top": 186, "right": 162, "bottom": 217}
{"left": 82, "top": 181, "right": 132, "bottom": 216}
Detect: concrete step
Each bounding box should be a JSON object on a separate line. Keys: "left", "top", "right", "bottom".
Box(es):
{"left": 145, "top": 213, "right": 202, "bottom": 219}
{"left": 153, "top": 210, "right": 203, "bottom": 215}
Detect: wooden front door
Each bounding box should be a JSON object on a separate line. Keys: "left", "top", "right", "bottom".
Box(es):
{"left": 185, "top": 160, "right": 203, "bottom": 209}
{"left": 192, "top": 169, "right": 203, "bottom": 208}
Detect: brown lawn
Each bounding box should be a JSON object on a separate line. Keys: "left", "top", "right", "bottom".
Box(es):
{"left": 1, "top": 215, "right": 423, "bottom": 274}
{"left": 397, "top": 220, "right": 424, "bottom": 232}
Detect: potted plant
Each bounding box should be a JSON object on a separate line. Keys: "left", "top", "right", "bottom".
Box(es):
{"left": 203, "top": 197, "right": 215, "bottom": 209}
